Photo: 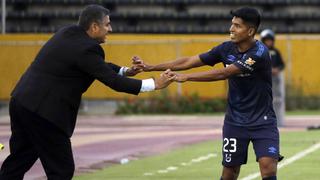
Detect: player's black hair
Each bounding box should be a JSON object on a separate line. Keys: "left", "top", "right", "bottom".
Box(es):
{"left": 78, "top": 5, "right": 110, "bottom": 30}
{"left": 230, "top": 7, "right": 261, "bottom": 31}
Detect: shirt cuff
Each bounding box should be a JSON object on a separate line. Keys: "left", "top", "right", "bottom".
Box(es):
{"left": 118, "top": 67, "right": 129, "bottom": 76}
{"left": 140, "top": 78, "right": 155, "bottom": 92}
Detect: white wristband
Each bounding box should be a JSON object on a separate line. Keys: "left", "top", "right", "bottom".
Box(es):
{"left": 118, "top": 67, "right": 129, "bottom": 76}
{"left": 140, "top": 78, "right": 156, "bottom": 92}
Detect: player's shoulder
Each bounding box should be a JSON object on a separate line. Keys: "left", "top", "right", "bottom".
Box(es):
{"left": 248, "top": 40, "right": 269, "bottom": 59}
{"left": 220, "top": 41, "right": 234, "bottom": 47}
{"left": 215, "top": 41, "right": 234, "bottom": 52}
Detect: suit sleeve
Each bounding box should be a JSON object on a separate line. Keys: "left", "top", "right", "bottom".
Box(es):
{"left": 76, "top": 44, "right": 142, "bottom": 95}
{"left": 106, "top": 62, "right": 121, "bottom": 73}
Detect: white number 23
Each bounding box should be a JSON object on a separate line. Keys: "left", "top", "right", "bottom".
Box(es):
{"left": 223, "top": 138, "right": 237, "bottom": 153}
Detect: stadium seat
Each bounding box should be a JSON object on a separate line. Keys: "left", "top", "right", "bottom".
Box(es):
{"left": 4, "top": 0, "right": 320, "bottom": 33}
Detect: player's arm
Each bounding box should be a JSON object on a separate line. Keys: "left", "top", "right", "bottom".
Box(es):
{"left": 170, "top": 64, "right": 242, "bottom": 82}
{"left": 132, "top": 55, "right": 205, "bottom": 72}
{"left": 77, "top": 45, "right": 176, "bottom": 94}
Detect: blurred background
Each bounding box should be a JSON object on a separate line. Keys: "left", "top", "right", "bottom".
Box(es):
{"left": 0, "top": 1, "right": 320, "bottom": 180}
{"left": 0, "top": 0, "right": 319, "bottom": 116}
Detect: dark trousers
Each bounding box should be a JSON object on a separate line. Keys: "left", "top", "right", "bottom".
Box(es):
{"left": 0, "top": 98, "right": 74, "bottom": 180}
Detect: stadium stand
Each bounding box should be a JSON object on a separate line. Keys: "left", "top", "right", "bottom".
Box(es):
{"left": 3, "top": 0, "right": 320, "bottom": 33}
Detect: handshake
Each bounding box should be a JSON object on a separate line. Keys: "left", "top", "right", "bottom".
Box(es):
{"left": 125, "top": 56, "right": 187, "bottom": 90}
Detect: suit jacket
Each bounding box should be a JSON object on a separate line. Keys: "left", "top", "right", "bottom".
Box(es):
{"left": 11, "top": 25, "right": 142, "bottom": 137}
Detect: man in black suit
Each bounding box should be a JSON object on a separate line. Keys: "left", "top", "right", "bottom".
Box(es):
{"left": 0, "top": 5, "right": 174, "bottom": 180}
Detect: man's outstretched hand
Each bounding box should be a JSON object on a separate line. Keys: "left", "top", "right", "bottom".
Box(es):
{"left": 125, "top": 57, "right": 146, "bottom": 76}
{"left": 164, "top": 70, "right": 188, "bottom": 83}
{"left": 125, "top": 66, "right": 143, "bottom": 76}
{"left": 132, "top": 56, "right": 153, "bottom": 72}
{"left": 154, "top": 69, "right": 176, "bottom": 90}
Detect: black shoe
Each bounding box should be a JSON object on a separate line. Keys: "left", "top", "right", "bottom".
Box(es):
{"left": 278, "top": 154, "right": 284, "bottom": 162}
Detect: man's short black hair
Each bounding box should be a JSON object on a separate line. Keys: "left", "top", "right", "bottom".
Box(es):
{"left": 78, "top": 5, "right": 110, "bottom": 30}
{"left": 231, "top": 7, "right": 261, "bottom": 30}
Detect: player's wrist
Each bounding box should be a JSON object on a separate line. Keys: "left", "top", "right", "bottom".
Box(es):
{"left": 183, "top": 74, "right": 189, "bottom": 82}
{"left": 144, "top": 65, "right": 153, "bottom": 72}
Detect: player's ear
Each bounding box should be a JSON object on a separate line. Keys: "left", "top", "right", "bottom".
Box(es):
{"left": 248, "top": 27, "right": 255, "bottom": 36}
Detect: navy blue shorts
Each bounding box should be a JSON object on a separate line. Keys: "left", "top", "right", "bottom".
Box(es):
{"left": 222, "top": 123, "right": 280, "bottom": 167}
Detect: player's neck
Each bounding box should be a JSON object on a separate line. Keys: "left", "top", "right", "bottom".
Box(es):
{"left": 237, "top": 39, "right": 256, "bottom": 53}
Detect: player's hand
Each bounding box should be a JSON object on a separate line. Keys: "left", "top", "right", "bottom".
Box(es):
{"left": 174, "top": 73, "right": 188, "bottom": 82}
{"left": 132, "top": 56, "right": 152, "bottom": 72}
{"left": 154, "top": 69, "right": 176, "bottom": 90}
{"left": 125, "top": 65, "right": 143, "bottom": 76}
{"left": 165, "top": 71, "right": 188, "bottom": 83}
{"left": 125, "top": 56, "right": 146, "bottom": 76}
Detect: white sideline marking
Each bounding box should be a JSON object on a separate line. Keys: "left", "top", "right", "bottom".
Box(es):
{"left": 143, "top": 153, "right": 217, "bottom": 176}
{"left": 143, "top": 173, "right": 153, "bottom": 176}
{"left": 240, "top": 142, "right": 320, "bottom": 180}
{"left": 167, "top": 166, "right": 178, "bottom": 171}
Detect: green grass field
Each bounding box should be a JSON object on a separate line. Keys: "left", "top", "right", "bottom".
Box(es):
{"left": 286, "top": 110, "right": 320, "bottom": 115}
{"left": 74, "top": 130, "right": 320, "bottom": 180}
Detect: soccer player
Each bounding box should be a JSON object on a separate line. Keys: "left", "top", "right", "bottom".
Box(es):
{"left": 133, "top": 7, "right": 282, "bottom": 180}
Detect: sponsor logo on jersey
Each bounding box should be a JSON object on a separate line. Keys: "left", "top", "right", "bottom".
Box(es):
{"left": 236, "top": 60, "right": 254, "bottom": 72}
{"left": 245, "top": 57, "right": 256, "bottom": 66}
{"left": 237, "top": 73, "right": 251, "bottom": 77}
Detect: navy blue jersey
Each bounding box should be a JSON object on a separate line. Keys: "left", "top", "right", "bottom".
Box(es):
{"left": 199, "top": 40, "right": 276, "bottom": 127}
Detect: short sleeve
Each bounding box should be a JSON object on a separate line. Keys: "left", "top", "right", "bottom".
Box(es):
{"left": 233, "top": 54, "right": 265, "bottom": 74}
{"left": 199, "top": 44, "right": 223, "bottom": 66}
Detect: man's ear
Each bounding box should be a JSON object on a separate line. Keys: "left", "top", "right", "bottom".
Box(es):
{"left": 90, "top": 22, "right": 99, "bottom": 33}
{"left": 248, "top": 27, "right": 255, "bottom": 36}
